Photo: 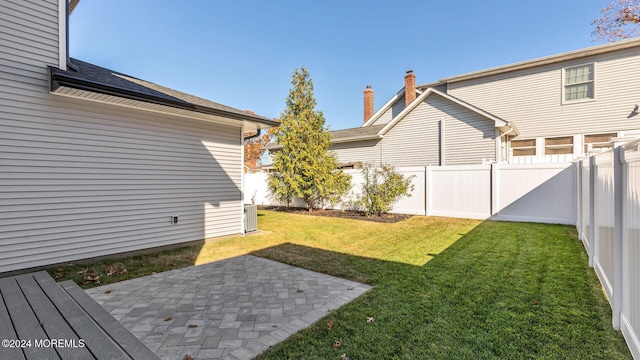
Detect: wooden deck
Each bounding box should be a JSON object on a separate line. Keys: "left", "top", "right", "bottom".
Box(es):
{"left": 0, "top": 271, "right": 159, "bottom": 360}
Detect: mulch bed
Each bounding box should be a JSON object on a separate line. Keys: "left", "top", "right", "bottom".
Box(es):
{"left": 258, "top": 205, "right": 412, "bottom": 223}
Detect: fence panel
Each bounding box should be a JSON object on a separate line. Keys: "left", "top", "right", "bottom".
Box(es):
{"left": 389, "top": 167, "right": 426, "bottom": 216}
{"left": 621, "top": 141, "right": 640, "bottom": 359}
{"left": 428, "top": 165, "right": 491, "bottom": 219}
{"left": 491, "top": 163, "right": 575, "bottom": 224}
{"left": 592, "top": 150, "right": 616, "bottom": 305}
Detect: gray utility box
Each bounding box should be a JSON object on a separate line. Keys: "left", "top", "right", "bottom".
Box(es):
{"left": 244, "top": 204, "right": 258, "bottom": 232}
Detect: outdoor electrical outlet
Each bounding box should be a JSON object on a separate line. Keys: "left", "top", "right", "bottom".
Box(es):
{"left": 171, "top": 215, "right": 179, "bottom": 224}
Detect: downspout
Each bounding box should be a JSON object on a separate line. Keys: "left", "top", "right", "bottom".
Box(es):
{"left": 497, "top": 123, "right": 516, "bottom": 163}
{"left": 243, "top": 129, "right": 261, "bottom": 140}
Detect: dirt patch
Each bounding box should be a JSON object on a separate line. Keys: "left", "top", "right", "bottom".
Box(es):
{"left": 258, "top": 206, "right": 412, "bottom": 224}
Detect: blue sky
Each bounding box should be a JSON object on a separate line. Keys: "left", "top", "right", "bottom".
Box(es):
{"left": 70, "top": 0, "right": 609, "bottom": 131}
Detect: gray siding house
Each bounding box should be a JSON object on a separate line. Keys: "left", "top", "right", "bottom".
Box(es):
{"left": 0, "top": 0, "right": 278, "bottom": 273}
{"left": 321, "top": 40, "right": 640, "bottom": 166}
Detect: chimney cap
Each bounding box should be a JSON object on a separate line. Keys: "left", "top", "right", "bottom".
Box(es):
{"left": 365, "top": 85, "right": 372, "bottom": 89}
{"left": 406, "top": 70, "right": 413, "bottom": 74}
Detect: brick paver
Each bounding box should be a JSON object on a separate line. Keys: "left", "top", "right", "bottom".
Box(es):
{"left": 85, "top": 255, "right": 371, "bottom": 360}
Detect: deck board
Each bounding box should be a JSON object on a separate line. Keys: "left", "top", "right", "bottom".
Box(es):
{"left": 0, "top": 271, "right": 158, "bottom": 360}
{"left": 0, "top": 276, "right": 60, "bottom": 360}
{"left": 60, "top": 281, "right": 160, "bottom": 360}
{"left": 15, "top": 274, "right": 94, "bottom": 360}
{"left": 0, "top": 289, "right": 27, "bottom": 360}
{"left": 31, "top": 272, "right": 131, "bottom": 360}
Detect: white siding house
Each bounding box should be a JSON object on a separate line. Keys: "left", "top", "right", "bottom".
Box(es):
{"left": 0, "top": 0, "right": 277, "bottom": 273}
{"left": 291, "top": 39, "right": 640, "bottom": 167}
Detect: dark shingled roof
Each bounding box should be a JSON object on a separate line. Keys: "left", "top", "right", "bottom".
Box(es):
{"left": 330, "top": 124, "right": 385, "bottom": 139}
{"left": 51, "top": 58, "right": 278, "bottom": 126}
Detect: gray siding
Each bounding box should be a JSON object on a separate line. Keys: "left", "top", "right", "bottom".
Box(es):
{"left": 381, "top": 95, "right": 496, "bottom": 166}
{"left": 380, "top": 100, "right": 440, "bottom": 167}
{"left": 0, "top": 0, "right": 59, "bottom": 68}
{"left": 437, "top": 99, "right": 497, "bottom": 165}
{"left": 447, "top": 47, "right": 640, "bottom": 139}
{"left": 371, "top": 95, "right": 406, "bottom": 125}
{"left": 331, "top": 140, "right": 382, "bottom": 165}
{"left": 0, "top": 0, "right": 244, "bottom": 272}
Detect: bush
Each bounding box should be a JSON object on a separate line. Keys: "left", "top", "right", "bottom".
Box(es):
{"left": 357, "top": 163, "right": 415, "bottom": 216}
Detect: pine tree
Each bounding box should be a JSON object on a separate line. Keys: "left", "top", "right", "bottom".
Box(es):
{"left": 268, "top": 68, "right": 351, "bottom": 211}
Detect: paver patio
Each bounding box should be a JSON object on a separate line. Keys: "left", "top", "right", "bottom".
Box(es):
{"left": 85, "top": 255, "right": 371, "bottom": 360}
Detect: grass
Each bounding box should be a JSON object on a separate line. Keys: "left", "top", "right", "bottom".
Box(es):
{"left": 47, "top": 210, "right": 632, "bottom": 359}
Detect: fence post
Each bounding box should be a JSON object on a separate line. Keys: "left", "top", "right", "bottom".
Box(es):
{"left": 576, "top": 161, "right": 582, "bottom": 239}
{"left": 491, "top": 163, "right": 499, "bottom": 216}
{"left": 572, "top": 162, "right": 582, "bottom": 228}
{"left": 425, "top": 165, "right": 432, "bottom": 216}
{"left": 588, "top": 156, "right": 596, "bottom": 268}
{"left": 612, "top": 146, "right": 624, "bottom": 330}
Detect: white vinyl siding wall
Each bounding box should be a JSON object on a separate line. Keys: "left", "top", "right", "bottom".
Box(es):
{"left": 447, "top": 48, "right": 640, "bottom": 139}
{"left": 0, "top": 0, "right": 244, "bottom": 273}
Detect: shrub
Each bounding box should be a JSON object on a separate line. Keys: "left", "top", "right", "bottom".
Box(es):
{"left": 357, "top": 163, "right": 415, "bottom": 216}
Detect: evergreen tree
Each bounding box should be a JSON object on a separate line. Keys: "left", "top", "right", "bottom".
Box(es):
{"left": 268, "top": 68, "right": 351, "bottom": 211}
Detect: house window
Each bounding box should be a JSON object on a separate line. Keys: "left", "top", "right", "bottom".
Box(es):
{"left": 563, "top": 64, "right": 594, "bottom": 102}
{"left": 584, "top": 133, "right": 616, "bottom": 153}
{"left": 545, "top": 136, "right": 573, "bottom": 155}
{"left": 511, "top": 139, "right": 536, "bottom": 156}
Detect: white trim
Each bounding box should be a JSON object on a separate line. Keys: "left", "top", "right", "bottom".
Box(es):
{"left": 378, "top": 87, "right": 510, "bottom": 136}
{"left": 58, "top": 0, "right": 67, "bottom": 70}
{"left": 51, "top": 89, "right": 269, "bottom": 129}
{"left": 362, "top": 90, "right": 404, "bottom": 127}
{"left": 561, "top": 62, "right": 596, "bottom": 105}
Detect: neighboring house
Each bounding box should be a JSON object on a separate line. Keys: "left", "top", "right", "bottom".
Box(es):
{"left": 0, "top": 0, "right": 278, "bottom": 273}
{"left": 244, "top": 160, "right": 265, "bottom": 174}
{"left": 271, "top": 39, "right": 640, "bottom": 166}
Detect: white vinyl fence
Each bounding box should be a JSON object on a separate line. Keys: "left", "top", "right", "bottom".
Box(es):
{"left": 245, "top": 163, "right": 576, "bottom": 224}
{"left": 576, "top": 139, "right": 640, "bottom": 359}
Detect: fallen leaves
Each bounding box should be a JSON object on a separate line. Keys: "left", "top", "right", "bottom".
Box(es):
{"left": 183, "top": 354, "right": 194, "bottom": 360}
{"left": 367, "top": 317, "right": 375, "bottom": 323}
{"left": 347, "top": 286, "right": 355, "bottom": 291}
{"left": 327, "top": 320, "right": 334, "bottom": 329}
{"left": 77, "top": 268, "right": 101, "bottom": 284}
{"left": 296, "top": 289, "right": 304, "bottom": 293}
{"left": 164, "top": 316, "right": 173, "bottom": 322}
{"left": 340, "top": 354, "right": 350, "bottom": 360}
{"left": 188, "top": 324, "right": 198, "bottom": 328}
{"left": 106, "top": 264, "right": 127, "bottom": 276}
{"left": 332, "top": 339, "right": 343, "bottom": 348}
{"left": 104, "top": 290, "right": 112, "bottom": 294}
{"left": 533, "top": 300, "right": 541, "bottom": 306}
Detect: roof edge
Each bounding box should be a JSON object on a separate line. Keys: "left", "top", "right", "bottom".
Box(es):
{"left": 438, "top": 38, "right": 640, "bottom": 84}
{"left": 379, "top": 87, "right": 509, "bottom": 136}
{"left": 50, "top": 67, "right": 280, "bottom": 127}
{"left": 332, "top": 134, "right": 383, "bottom": 144}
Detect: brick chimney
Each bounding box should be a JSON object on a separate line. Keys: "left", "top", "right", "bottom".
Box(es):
{"left": 364, "top": 85, "right": 374, "bottom": 123}
{"left": 404, "top": 70, "right": 416, "bottom": 106}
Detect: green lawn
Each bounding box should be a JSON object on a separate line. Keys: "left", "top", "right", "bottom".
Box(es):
{"left": 49, "top": 210, "right": 632, "bottom": 359}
